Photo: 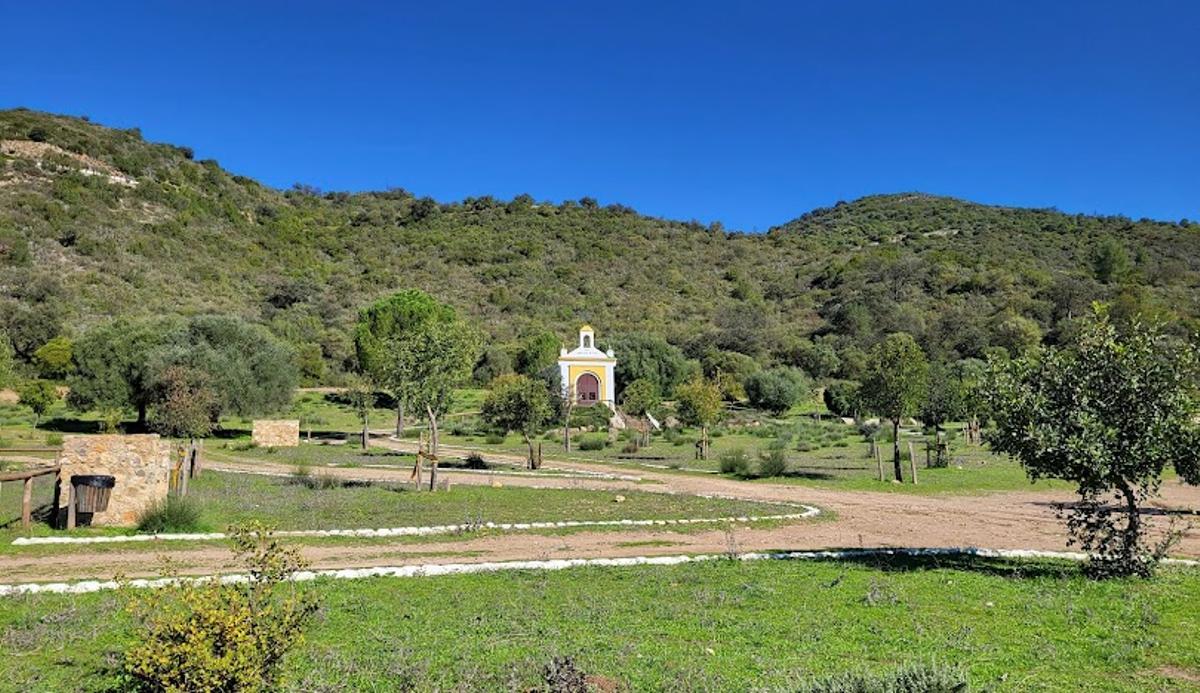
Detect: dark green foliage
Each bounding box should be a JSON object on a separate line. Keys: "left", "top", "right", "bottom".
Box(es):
{"left": 480, "top": 373, "right": 553, "bottom": 466}
{"left": 577, "top": 435, "right": 607, "bottom": 451}
{"left": 860, "top": 333, "right": 929, "bottom": 482}
{"left": 2, "top": 111, "right": 1199, "bottom": 385}
{"left": 823, "top": 380, "right": 861, "bottom": 418}
{"left": 136, "top": 495, "right": 203, "bottom": 533}
{"left": 757, "top": 448, "right": 788, "bottom": 477}
{"left": 609, "top": 333, "right": 695, "bottom": 393}
{"left": 514, "top": 330, "right": 560, "bottom": 377}
{"left": 149, "top": 365, "right": 219, "bottom": 439}
{"left": 619, "top": 378, "right": 660, "bottom": 417}
{"left": 985, "top": 309, "right": 1200, "bottom": 577}
{"left": 795, "top": 661, "right": 968, "bottom": 693}
{"left": 744, "top": 367, "right": 810, "bottom": 415}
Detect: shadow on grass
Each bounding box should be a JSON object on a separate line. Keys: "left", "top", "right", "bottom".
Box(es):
{"left": 1032, "top": 500, "right": 1200, "bottom": 518}
{"left": 38, "top": 417, "right": 103, "bottom": 434}
{"left": 778, "top": 470, "right": 839, "bottom": 481}
{"left": 778, "top": 549, "right": 1080, "bottom": 580}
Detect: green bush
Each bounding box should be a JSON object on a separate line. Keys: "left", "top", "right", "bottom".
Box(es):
{"left": 719, "top": 447, "right": 752, "bottom": 477}
{"left": 463, "top": 452, "right": 488, "bottom": 469}
{"left": 578, "top": 435, "right": 607, "bottom": 451}
{"left": 137, "top": 495, "right": 203, "bottom": 533}
{"left": 757, "top": 448, "right": 788, "bottom": 478}
{"left": 484, "top": 433, "right": 506, "bottom": 445}
{"left": 44, "top": 432, "right": 64, "bottom": 446}
{"left": 795, "top": 661, "right": 968, "bottom": 692}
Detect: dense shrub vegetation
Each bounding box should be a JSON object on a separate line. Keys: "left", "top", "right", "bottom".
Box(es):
{"left": 2, "top": 110, "right": 1198, "bottom": 390}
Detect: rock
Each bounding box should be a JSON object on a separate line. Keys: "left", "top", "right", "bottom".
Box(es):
{"left": 613, "top": 495, "right": 626, "bottom": 503}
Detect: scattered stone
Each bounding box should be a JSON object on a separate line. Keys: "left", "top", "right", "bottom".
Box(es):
{"left": 613, "top": 495, "right": 626, "bottom": 503}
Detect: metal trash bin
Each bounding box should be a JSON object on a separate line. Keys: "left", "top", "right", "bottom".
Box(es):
{"left": 71, "top": 475, "right": 116, "bottom": 513}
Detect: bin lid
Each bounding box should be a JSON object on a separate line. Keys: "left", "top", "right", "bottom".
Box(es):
{"left": 70, "top": 475, "right": 116, "bottom": 489}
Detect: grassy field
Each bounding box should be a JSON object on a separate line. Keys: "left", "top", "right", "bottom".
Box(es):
{"left": 1, "top": 555, "right": 1197, "bottom": 691}
{"left": 0, "top": 470, "right": 803, "bottom": 544}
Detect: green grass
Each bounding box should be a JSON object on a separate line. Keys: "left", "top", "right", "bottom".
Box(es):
{"left": 1, "top": 556, "right": 1198, "bottom": 691}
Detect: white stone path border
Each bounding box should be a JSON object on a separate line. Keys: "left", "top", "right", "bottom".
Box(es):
{"left": 11, "top": 502, "right": 820, "bottom": 546}
{"left": 2, "top": 546, "right": 1196, "bottom": 596}
{"left": 207, "top": 463, "right": 643, "bottom": 483}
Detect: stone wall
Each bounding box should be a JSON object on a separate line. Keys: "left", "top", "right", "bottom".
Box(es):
{"left": 252, "top": 419, "right": 300, "bottom": 447}
{"left": 56, "top": 434, "right": 171, "bottom": 527}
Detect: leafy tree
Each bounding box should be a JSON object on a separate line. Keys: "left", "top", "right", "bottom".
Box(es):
{"left": 17, "top": 379, "right": 58, "bottom": 427}
{"left": 32, "top": 336, "right": 73, "bottom": 379}
{"left": 609, "top": 333, "right": 694, "bottom": 393}
{"left": 620, "top": 378, "right": 661, "bottom": 417}
{"left": 985, "top": 309, "right": 1200, "bottom": 577}
{"left": 473, "top": 344, "right": 513, "bottom": 385}
{"left": 515, "top": 330, "right": 560, "bottom": 377}
{"left": 992, "top": 312, "right": 1043, "bottom": 357}
{"left": 860, "top": 333, "right": 929, "bottom": 481}
{"left": 481, "top": 374, "right": 552, "bottom": 468}
{"left": 69, "top": 318, "right": 181, "bottom": 428}
{"left": 822, "top": 380, "right": 861, "bottom": 418}
{"left": 674, "top": 377, "right": 723, "bottom": 460}
{"left": 744, "top": 367, "right": 809, "bottom": 415}
{"left": 354, "top": 290, "right": 455, "bottom": 435}
{"left": 920, "top": 362, "right": 964, "bottom": 466}
{"left": 342, "top": 375, "right": 374, "bottom": 450}
{"left": 390, "top": 317, "right": 479, "bottom": 455}
{"left": 788, "top": 339, "right": 841, "bottom": 380}
{"left": 700, "top": 349, "right": 759, "bottom": 401}
{"left": 1092, "top": 237, "right": 1131, "bottom": 284}
{"left": 149, "top": 365, "right": 219, "bottom": 440}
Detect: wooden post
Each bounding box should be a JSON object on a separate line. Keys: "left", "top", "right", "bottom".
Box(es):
{"left": 179, "top": 456, "right": 189, "bottom": 497}
{"left": 428, "top": 455, "right": 438, "bottom": 492}
{"left": 875, "top": 445, "right": 884, "bottom": 481}
{"left": 22, "top": 477, "right": 33, "bottom": 530}
{"left": 908, "top": 441, "right": 918, "bottom": 485}
{"left": 66, "top": 482, "right": 76, "bottom": 530}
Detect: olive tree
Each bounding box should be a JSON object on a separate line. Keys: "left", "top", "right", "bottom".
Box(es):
{"left": 481, "top": 374, "right": 552, "bottom": 468}
{"left": 859, "top": 333, "right": 929, "bottom": 482}
{"left": 18, "top": 379, "right": 58, "bottom": 427}
{"left": 390, "top": 317, "right": 479, "bottom": 456}
{"left": 985, "top": 309, "right": 1200, "bottom": 577}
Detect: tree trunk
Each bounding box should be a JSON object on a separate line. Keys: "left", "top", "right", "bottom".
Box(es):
{"left": 426, "top": 404, "right": 439, "bottom": 457}
{"left": 395, "top": 400, "right": 405, "bottom": 437}
{"left": 361, "top": 408, "right": 369, "bottom": 450}
{"left": 1118, "top": 482, "right": 1142, "bottom": 562}
{"left": 701, "top": 425, "right": 710, "bottom": 460}
{"left": 137, "top": 402, "right": 147, "bottom": 430}
{"left": 892, "top": 419, "right": 903, "bottom": 482}
{"left": 524, "top": 433, "right": 536, "bottom": 470}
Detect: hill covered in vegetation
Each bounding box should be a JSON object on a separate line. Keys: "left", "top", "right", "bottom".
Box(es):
{"left": 1, "top": 108, "right": 1197, "bottom": 384}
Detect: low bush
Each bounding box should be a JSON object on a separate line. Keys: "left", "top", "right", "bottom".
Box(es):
{"left": 122, "top": 524, "right": 319, "bottom": 691}
{"left": 757, "top": 448, "right": 788, "bottom": 478}
{"left": 578, "top": 436, "right": 607, "bottom": 451}
{"left": 463, "top": 452, "right": 488, "bottom": 469}
{"left": 621, "top": 441, "right": 639, "bottom": 454}
{"left": 484, "top": 433, "right": 506, "bottom": 445}
{"left": 719, "top": 447, "right": 752, "bottom": 477}
{"left": 289, "top": 464, "right": 340, "bottom": 490}
{"left": 137, "top": 495, "right": 203, "bottom": 533}
{"left": 44, "top": 432, "right": 64, "bottom": 446}
{"left": 794, "top": 660, "right": 968, "bottom": 692}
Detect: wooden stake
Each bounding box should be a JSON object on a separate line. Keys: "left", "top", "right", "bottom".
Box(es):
{"left": 908, "top": 441, "right": 918, "bottom": 485}
{"left": 875, "top": 445, "right": 884, "bottom": 482}
{"left": 22, "top": 477, "right": 33, "bottom": 529}
{"left": 66, "top": 483, "right": 76, "bottom": 530}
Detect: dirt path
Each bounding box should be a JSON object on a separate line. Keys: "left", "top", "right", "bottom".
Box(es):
{"left": 3, "top": 440, "right": 1198, "bottom": 583}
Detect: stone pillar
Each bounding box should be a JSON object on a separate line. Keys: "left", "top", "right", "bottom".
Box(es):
{"left": 56, "top": 434, "right": 171, "bottom": 527}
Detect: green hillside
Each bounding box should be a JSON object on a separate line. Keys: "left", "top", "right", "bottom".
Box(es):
{"left": 1, "top": 108, "right": 1197, "bottom": 382}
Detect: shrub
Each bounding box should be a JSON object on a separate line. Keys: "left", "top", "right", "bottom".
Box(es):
{"left": 621, "top": 441, "right": 639, "bottom": 454}
{"left": 122, "top": 524, "right": 319, "bottom": 691}
{"left": 484, "top": 433, "right": 506, "bottom": 445}
{"left": 289, "top": 464, "right": 339, "bottom": 490}
{"left": 463, "top": 452, "right": 488, "bottom": 469}
{"left": 137, "top": 495, "right": 202, "bottom": 533}
{"left": 757, "top": 448, "right": 788, "bottom": 478}
{"left": 794, "top": 661, "right": 968, "bottom": 693}
{"left": 719, "top": 447, "right": 752, "bottom": 477}
{"left": 578, "top": 436, "right": 607, "bottom": 451}
{"left": 744, "top": 367, "right": 810, "bottom": 414}
{"left": 44, "top": 432, "right": 64, "bottom": 446}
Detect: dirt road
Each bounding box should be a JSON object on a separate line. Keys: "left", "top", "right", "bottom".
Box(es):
{"left": 2, "top": 439, "right": 1197, "bottom": 583}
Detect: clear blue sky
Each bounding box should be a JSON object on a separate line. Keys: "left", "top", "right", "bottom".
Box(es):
{"left": 3, "top": 1, "right": 1196, "bottom": 230}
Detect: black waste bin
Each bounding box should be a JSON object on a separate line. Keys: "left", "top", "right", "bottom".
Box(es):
{"left": 71, "top": 475, "right": 116, "bottom": 513}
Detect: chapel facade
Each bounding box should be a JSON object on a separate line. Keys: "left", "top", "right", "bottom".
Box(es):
{"left": 557, "top": 325, "right": 616, "bottom": 410}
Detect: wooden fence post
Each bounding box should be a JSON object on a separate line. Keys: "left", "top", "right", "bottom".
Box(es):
{"left": 908, "top": 441, "right": 918, "bottom": 485}
{"left": 66, "top": 482, "right": 76, "bottom": 530}
{"left": 22, "top": 477, "right": 33, "bottom": 529}
{"left": 875, "top": 445, "right": 884, "bottom": 482}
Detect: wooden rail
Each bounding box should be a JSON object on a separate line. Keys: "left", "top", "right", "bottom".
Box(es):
{"left": 0, "top": 466, "right": 60, "bottom": 529}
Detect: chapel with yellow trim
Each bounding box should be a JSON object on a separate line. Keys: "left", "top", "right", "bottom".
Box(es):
{"left": 557, "top": 325, "right": 616, "bottom": 410}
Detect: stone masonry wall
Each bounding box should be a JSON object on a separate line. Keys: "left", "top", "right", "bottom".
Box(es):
{"left": 56, "top": 434, "right": 171, "bottom": 527}
{"left": 252, "top": 419, "right": 300, "bottom": 447}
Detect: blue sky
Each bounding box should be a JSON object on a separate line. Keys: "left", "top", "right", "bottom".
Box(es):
{"left": 2, "top": 1, "right": 1196, "bottom": 230}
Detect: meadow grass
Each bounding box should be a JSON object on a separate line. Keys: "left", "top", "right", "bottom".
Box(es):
{"left": 0, "top": 556, "right": 1197, "bottom": 691}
